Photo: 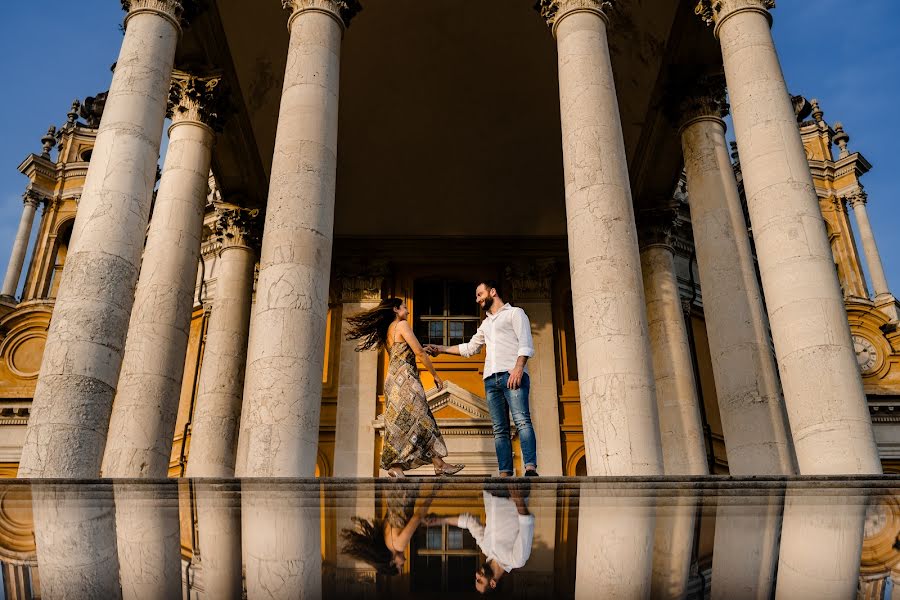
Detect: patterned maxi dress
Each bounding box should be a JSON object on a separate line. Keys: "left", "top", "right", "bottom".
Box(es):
{"left": 380, "top": 341, "right": 448, "bottom": 470}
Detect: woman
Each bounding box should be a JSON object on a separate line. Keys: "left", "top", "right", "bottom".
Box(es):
{"left": 346, "top": 298, "right": 464, "bottom": 477}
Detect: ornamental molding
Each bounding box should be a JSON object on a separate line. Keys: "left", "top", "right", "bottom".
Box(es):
{"left": 282, "top": 0, "right": 362, "bottom": 30}
{"left": 536, "top": 0, "right": 615, "bottom": 32}
{"left": 334, "top": 259, "right": 388, "bottom": 304}
{"left": 214, "top": 206, "right": 261, "bottom": 252}
{"left": 121, "top": 0, "right": 195, "bottom": 31}
{"left": 168, "top": 71, "right": 228, "bottom": 131}
{"left": 695, "top": 0, "right": 774, "bottom": 30}
{"left": 506, "top": 259, "right": 557, "bottom": 302}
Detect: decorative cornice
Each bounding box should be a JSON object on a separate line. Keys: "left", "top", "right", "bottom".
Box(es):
{"left": 168, "top": 71, "right": 227, "bottom": 131}
{"left": 334, "top": 260, "right": 387, "bottom": 304}
{"left": 214, "top": 206, "right": 261, "bottom": 252}
{"left": 121, "top": 0, "right": 190, "bottom": 33}
{"left": 506, "top": 259, "right": 557, "bottom": 302}
{"left": 282, "top": 0, "right": 362, "bottom": 31}
{"left": 669, "top": 74, "right": 729, "bottom": 131}
{"left": 695, "top": 0, "right": 774, "bottom": 35}
{"left": 535, "top": 0, "right": 615, "bottom": 34}
{"left": 637, "top": 208, "right": 679, "bottom": 251}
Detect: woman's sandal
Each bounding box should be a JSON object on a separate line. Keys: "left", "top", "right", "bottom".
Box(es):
{"left": 433, "top": 463, "right": 465, "bottom": 476}
{"left": 387, "top": 467, "right": 406, "bottom": 478}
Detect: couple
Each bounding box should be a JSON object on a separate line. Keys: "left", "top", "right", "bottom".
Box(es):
{"left": 345, "top": 280, "right": 539, "bottom": 478}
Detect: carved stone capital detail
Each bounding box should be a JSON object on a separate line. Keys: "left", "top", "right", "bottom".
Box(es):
{"left": 637, "top": 209, "right": 679, "bottom": 251}
{"left": 536, "top": 0, "right": 615, "bottom": 33}
{"left": 669, "top": 74, "right": 729, "bottom": 129}
{"left": 506, "top": 259, "right": 557, "bottom": 302}
{"left": 214, "top": 207, "right": 261, "bottom": 252}
{"left": 334, "top": 260, "right": 388, "bottom": 304}
{"left": 695, "top": 0, "right": 774, "bottom": 31}
{"left": 121, "top": 0, "right": 194, "bottom": 31}
{"left": 282, "top": 0, "right": 363, "bottom": 30}
{"left": 168, "top": 71, "right": 228, "bottom": 130}
{"left": 22, "top": 191, "right": 43, "bottom": 210}
{"left": 847, "top": 190, "right": 868, "bottom": 209}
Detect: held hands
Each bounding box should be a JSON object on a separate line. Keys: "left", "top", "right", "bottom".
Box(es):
{"left": 424, "top": 344, "right": 442, "bottom": 356}
{"left": 507, "top": 366, "right": 525, "bottom": 389}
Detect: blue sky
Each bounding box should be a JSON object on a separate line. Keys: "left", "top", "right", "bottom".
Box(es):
{"left": 0, "top": 2, "right": 898, "bottom": 299}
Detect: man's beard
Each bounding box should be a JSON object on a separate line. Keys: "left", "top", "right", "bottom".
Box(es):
{"left": 481, "top": 296, "right": 495, "bottom": 313}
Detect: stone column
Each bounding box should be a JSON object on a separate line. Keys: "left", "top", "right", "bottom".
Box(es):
{"left": 235, "top": 0, "right": 360, "bottom": 478}
{"left": 332, "top": 263, "right": 385, "bottom": 478}
{"left": 508, "top": 259, "right": 564, "bottom": 476}
{"left": 18, "top": 0, "right": 183, "bottom": 477}
{"left": 186, "top": 207, "right": 260, "bottom": 478}
{"left": 103, "top": 71, "right": 223, "bottom": 478}
{"left": 538, "top": 0, "right": 663, "bottom": 476}
{"left": 848, "top": 191, "right": 892, "bottom": 299}
{"left": 675, "top": 75, "right": 796, "bottom": 476}
{"left": 193, "top": 482, "right": 243, "bottom": 600}
{"left": 697, "top": 0, "right": 880, "bottom": 475}
{"left": 0, "top": 193, "right": 41, "bottom": 301}
{"left": 637, "top": 212, "right": 708, "bottom": 476}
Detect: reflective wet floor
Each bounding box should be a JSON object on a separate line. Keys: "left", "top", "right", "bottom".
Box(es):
{"left": 1, "top": 477, "right": 897, "bottom": 599}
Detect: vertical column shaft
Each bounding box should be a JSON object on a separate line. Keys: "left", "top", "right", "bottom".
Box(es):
{"left": 703, "top": 0, "right": 880, "bottom": 474}
{"left": 849, "top": 193, "right": 891, "bottom": 298}
{"left": 1, "top": 195, "right": 41, "bottom": 299}
{"left": 679, "top": 105, "right": 796, "bottom": 475}
{"left": 541, "top": 0, "right": 663, "bottom": 476}
{"left": 18, "top": 1, "right": 182, "bottom": 477}
{"left": 186, "top": 208, "right": 259, "bottom": 478}
{"left": 103, "top": 72, "right": 221, "bottom": 478}
{"left": 236, "top": 0, "right": 356, "bottom": 478}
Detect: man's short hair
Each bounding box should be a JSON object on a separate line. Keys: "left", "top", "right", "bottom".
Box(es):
{"left": 477, "top": 279, "right": 502, "bottom": 298}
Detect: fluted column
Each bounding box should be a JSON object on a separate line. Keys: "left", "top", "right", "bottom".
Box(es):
{"left": 235, "top": 0, "right": 361, "bottom": 478}
{"left": 332, "top": 262, "right": 384, "bottom": 477}
{"left": 675, "top": 76, "right": 796, "bottom": 476}
{"left": 1, "top": 193, "right": 42, "bottom": 301}
{"left": 508, "top": 259, "right": 564, "bottom": 476}
{"left": 539, "top": 0, "right": 663, "bottom": 476}
{"left": 848, "top": 191, "right": 891, "bottom": 299}
{"left": 18, "top": 0, "right": 184, "bottom": 477}
{"left": 697, "top": 0, "right": 880, "bottom": 474}
{"left": 186, "top": 207, "right": 259, "bottom": 478}
{"left": 103, "top": 71, "right": 223, "bottom": 478}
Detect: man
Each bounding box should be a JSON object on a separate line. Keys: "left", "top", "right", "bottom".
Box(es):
{"left": 426, "top": 280, "right": 538, "bottom": 477}
{"left": 426, "top": 484, "right": 534, "bottom": 594}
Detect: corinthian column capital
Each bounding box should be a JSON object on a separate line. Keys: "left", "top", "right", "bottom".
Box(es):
{"left": 637, "top": 209, "right": 679, "bottom": 252}
{"left": 23, "top": 190, "right": 44, "bottom": 210}
{"left": 847, "top": 190, "right": 868, "bottom": 209}
{"left": 536, "top": 0, "right": 615, "bottom": 33}
{"left": 214, "top": 206, "right": 261, "bottom": 252}
{"left": 282, "top": 0, "right": 363, "bottom": 31}
{"left": 668, "top": 74, "right": 729, "bottom": 131}
{"left": 168, "top": 71, "right": 228, "bottom": 131}
{"left": 121, "top": 0, "right": 197, "bottom": 33}
{"left": 695, "top": 0, "right": 774, "bottom": 34}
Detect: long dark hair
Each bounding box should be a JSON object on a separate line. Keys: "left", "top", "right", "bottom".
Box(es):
{"left": 340, "top": 517, "right": 399, "bottom": 576}
{"left": 345, "top": 298, "right": 402, "bottom": 351}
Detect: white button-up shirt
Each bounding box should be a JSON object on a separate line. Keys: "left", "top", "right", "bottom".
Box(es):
{"left": 456, "top": 304, "right": 534, "bottom": 379}
{"left": 456, "top": 491, "right": 535, "bottom": 572}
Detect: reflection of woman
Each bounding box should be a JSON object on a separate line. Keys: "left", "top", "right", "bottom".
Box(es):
{"left": 346, "top": 298, "right": 464, "bottom": 477}
{"left": 340, "top": 485, "right": 436, "bottom": 576}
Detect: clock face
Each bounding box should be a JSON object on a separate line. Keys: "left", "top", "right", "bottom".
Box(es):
{"left": 852, "top": 335, "right": 878, "bottom": 374}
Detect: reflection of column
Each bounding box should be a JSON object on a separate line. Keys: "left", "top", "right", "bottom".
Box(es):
{"left": 774, "top": 490, "right": 868, "bottom": 600}
{"left": 0, "top": 193, "right": 41, "bottom": 300}
{"left": 242, "top": 483, "right": 322, "bottom": 598}
{"left": 194, "top": 482, "right": 243, "bottom": 600}
{"left": 19, "top": 0, "right": 183, "bottom": 477}
{"left": 848, "top": 192, "right": 892, "bottom": 299}
{"left": 236, "top": 0, "right": 360, "bottom": 478}
{"left": 186, "top": 207, "right": 259, "bottom": 478}
{"left": 575, "top": 487, "right": 655, "bottom": 599}
{"left": 650, "top": 492, "right": 699, "bottom": 600}
{"left": 539, "top": 0, "right": 663, "bottom": 476}
{"left": 711, "top": 495, "right": 782, "bottom": 600}
{"left": 676, "top": 75, "right": 796, "bottom": 476}
{"left": 332, "top": 263, "right": 384, "bottom": 477}
{"left": 333, "top": 480, "right": 377, "bottom": 598}
{"left": 31, "top": 483, "right": 121, "bottom": 599}
{"left": 637, "top": 213, "right": 707, "bottom": 477}
{"left": 114, "top": 483, "right": 182, "bottom": 600}
{"left": 697, "top": 0, "right": 880, "bottom": 474}
{"left": 508, "top": 259, "right": 564, "bottom": 476}
{"left": 103, "top": 71, "right": 223, "bottom": 478}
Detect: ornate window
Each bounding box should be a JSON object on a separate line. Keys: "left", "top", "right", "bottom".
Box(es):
{"left": 410, "top": 521, "right": 481, "bottom": 593}
{"left": 413, "top": 279, "right": 480, "bottom": 346}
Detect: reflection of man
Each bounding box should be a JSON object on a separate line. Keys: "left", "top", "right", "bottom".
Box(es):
{"left": 428, "top": 486, "right": 534, "bottom": 594}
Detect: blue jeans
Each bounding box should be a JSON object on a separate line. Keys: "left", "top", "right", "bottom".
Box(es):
{"left": 484, "top": 372, "right": 537, "bottom": 475}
